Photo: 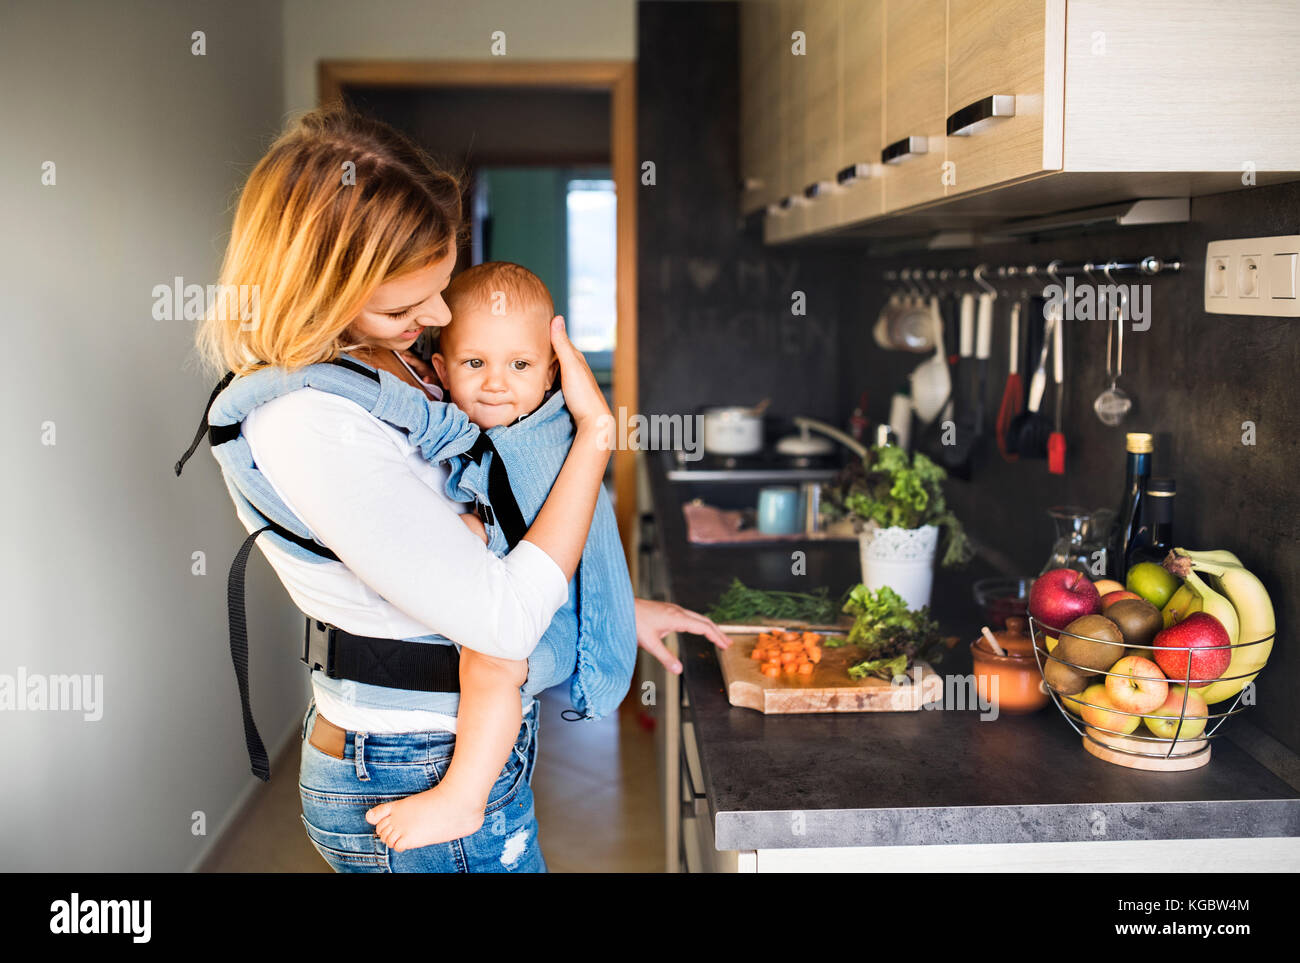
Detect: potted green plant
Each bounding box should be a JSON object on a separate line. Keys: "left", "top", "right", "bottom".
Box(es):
{"left": 820, "top": 445, "right": 971, "bottom": 609}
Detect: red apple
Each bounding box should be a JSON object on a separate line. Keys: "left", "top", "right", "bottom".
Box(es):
{"left": 1152, "top": 613, "right": 1232, "bottom": 687}
{"left": 1101, "top": 590, "right": 1143, "bottom": 611}
{"left": 1105, "top": 655, "right": 1169, "bottom": 714}
{"left": 1029, "top": 569, "right": 1103, "bottom": 633}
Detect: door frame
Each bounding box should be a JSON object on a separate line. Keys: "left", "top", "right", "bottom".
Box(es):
{"left": 319, "top": 60, "right": 639, "bottom": 565}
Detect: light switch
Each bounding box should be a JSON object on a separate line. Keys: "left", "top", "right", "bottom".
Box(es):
{"left": 1269, "top": 253, "right": 1297, "bottom": 299}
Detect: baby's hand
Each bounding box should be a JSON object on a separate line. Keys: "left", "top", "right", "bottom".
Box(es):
{"left": 459, "top": 510, "right": 489, "bottom": 545}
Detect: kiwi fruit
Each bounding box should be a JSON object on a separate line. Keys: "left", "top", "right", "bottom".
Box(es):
{"left": 1056, "top": 614, "right": 1126, "bottom": 673}
{"left": 1043, "top": 655, "right": 1092, "bottom": 695}
{"left": 1105, "top": 598, "right": 1164, "bottom": 649}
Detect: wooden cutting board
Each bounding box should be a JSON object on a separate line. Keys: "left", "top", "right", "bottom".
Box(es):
{"left": 717, "top": 626, "right": 944, "bottom": 713}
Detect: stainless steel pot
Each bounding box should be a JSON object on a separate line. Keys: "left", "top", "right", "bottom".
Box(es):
{"left": 701, "top": 401, "right": 769, "bottom": 455}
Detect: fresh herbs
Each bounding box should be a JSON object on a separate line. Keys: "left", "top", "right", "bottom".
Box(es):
{"left": 839, "top": 584, "right": 945, "bottom": 680}
{"left": 820, "top": 445, "right": 972, "bottom": 567}
{"left": 705, "top": 578, "right": 843, "bottom": 625}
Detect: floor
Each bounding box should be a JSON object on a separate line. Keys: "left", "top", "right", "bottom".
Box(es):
{"left": 197, "top": 688, "right": 664, "bottom": 873}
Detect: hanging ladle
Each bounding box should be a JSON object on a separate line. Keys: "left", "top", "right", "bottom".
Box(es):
{"left": 1093, "top": 261, "right": 1133, "bottom": 427}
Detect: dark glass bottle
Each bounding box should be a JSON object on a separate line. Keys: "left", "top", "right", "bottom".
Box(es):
{"left": 1108, "top": 432, "right": 1153, "bottom": 581}
{"left": 1125, "top": 476, "right": 1175, "bottom": 570}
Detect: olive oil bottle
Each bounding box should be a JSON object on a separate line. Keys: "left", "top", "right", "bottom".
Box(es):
{"left": 1107, "top": 432, "right": 1153, "bottom": 581}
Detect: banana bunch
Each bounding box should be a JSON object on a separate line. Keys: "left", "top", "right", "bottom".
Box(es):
{"left": 1161, "top": 549, "right": 1276, "bottom": 704}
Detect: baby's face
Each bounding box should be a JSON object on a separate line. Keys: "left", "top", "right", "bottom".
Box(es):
{"left": 432, "top": 303, "right": 558, "bottom": 429}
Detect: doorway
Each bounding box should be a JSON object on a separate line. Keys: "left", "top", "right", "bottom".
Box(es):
{"left": 320, "top": 61, "right": 639, "bottom": 565}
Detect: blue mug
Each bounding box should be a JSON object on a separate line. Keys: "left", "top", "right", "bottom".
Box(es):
{"left": 757, "top": 486, "right": 802, "bottom": 535}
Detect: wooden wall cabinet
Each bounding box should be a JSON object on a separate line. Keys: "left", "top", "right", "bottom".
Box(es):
{"left": 742, "top": 0, "right": 1300, "bottom": 242}
{"left": 880, "top": 0, "right": 948, "bottom": 213}
{"left": 944, "top": 0, "right": 1064, "bottom": 196}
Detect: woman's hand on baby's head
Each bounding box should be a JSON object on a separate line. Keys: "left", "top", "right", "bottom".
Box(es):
{"left": 458, "top": 511, "right": 489, "bottom": 545}
{"left": 549, "top": 315, "right": 613, "bottom": 448}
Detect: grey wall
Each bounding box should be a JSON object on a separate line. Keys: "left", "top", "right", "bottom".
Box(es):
{"left": 837, "top": 189, "right": 1300, "bottom": 758}
{"left": 637, "top": 1, "right": 859, "bottom": 440}
{"left": 1, "top": 0, "right": 299, "bottom": 871}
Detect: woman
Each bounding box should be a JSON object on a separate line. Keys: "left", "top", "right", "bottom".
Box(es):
{"left": 196, "top": 106, "right": 728, "bottom": 872}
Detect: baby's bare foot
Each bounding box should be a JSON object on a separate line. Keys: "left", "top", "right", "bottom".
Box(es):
{"left": 365, "top": 787, "right": 485, "bottom": 851}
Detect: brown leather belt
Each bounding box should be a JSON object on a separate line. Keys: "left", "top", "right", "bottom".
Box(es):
{"left": 308, "top": 712, "right": 348, "bottom": 759}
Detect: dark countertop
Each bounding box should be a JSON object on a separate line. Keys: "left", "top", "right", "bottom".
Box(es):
{"left": 649, "top": 454, "right": 1300, "bottom": 852}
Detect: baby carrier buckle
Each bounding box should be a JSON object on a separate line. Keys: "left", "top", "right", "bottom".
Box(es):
{"left": 302, "top": 619, "right": 337, "bottom": 676}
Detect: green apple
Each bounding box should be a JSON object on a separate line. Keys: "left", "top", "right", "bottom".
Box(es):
{"left": 1127, "top": 562, "right": 1180, "bottom": 610}
{"left": 1078, "top": 682, "right": 1142, "bottom": 736}
{"left": 1143, "top": 685, "right": 1209, "bottom": 740}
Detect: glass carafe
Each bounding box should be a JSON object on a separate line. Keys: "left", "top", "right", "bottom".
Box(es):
{"left": 1041, "top": 506, "right": 1115, "bottom": 577}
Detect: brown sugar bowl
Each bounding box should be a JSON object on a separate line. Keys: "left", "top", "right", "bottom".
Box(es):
{"left": 971, "top": 616, "right": 1050, "bottom": 714}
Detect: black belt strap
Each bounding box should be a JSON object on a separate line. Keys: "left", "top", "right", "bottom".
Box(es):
{"left": 229, "top": 525, "right": 273, "bottom": 781}
{"left": 174, "top": 371, "right": 235, "bottom": 476}
{"left": 305, "top": 620, "right": 461, "bottom": 692}
{"left": 466, "top": 434, "right": 528, "bottom": 550}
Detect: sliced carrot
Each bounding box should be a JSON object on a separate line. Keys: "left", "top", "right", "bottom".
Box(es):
{"left": 806, "top": 646, "right": 822, "bottom": 663}
{"left": 761, "top": 664, "right": 781, "bottom": 678}
{"left": 797, "top": 662, "right": 815, "bottom": 675}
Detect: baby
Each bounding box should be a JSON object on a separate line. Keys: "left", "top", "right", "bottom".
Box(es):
{"left": 364, "top": 261, "right": 618, "bottom": 851}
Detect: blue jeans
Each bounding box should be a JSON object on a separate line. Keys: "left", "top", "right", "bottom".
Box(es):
{"left": 298, "top": 699, "right": 546, "bottom": 873}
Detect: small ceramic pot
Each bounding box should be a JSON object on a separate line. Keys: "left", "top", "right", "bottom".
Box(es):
{"left": 971, "top": 616, "right": 1049, "bottom": 714}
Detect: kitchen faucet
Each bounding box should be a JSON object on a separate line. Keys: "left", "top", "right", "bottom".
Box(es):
{"left": 789, "top": 416, "right": 870, "bottom": 461}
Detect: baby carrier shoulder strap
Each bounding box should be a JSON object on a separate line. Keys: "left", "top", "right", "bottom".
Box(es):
{"left": 175, "top": 356, "right": 483, "bottom": 780}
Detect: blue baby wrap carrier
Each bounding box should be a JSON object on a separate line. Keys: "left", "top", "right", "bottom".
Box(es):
{"left": 175, "top": 354, "right": 636, "bottom": 780}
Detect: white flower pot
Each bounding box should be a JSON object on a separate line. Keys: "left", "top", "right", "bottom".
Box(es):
{"left": 858, "top": 524, "right": 939, "bottom": 611}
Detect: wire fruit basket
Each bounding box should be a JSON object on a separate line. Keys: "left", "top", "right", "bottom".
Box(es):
{"left": 1027, "top": 614, "right": 1273, "bottom": 771}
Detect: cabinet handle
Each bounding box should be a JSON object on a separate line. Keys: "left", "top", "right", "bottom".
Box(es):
{"left": 836, "top": 162, "right": 873, "bottom": 186}
{"left": 881, "top": 136, "right": 929, "bottom": 165}
{"left": 946, "top": 94, "right": 1016, "bottom": 136}
{"left": 803, "top": 180, "right": 835, "bottom": 200}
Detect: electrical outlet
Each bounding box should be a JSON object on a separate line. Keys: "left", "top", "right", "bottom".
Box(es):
{"left": 1205, "top": 236, "right": 1300, "bottom": 316}
{"left": 1208, "top": 256, "right": 1230, "bottom": 297}
{"left": 1239, "top": 256, "right": 1260, "bottom": 297}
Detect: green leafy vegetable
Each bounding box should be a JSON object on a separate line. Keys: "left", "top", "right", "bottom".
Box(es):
{"left": 705, "top": 578, "right": 843, "bottom": 625}
{"left": 839, "top": 584, "right": 945, "bottom": 680}
{"left": 820, "top": 445, "right": 972, "bottom": 567}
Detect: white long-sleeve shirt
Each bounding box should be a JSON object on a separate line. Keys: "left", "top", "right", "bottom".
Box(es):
{"left": 237, "top": 385, "right": 570, "bottom": 732}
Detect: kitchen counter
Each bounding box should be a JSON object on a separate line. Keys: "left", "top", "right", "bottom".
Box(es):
{"left": 646, "top": 454, "right": 1300, "bottom": 868}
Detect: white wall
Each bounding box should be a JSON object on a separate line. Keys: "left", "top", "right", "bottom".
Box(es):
{"left": 283, "top": 0, "right": 637, "bottom": 114}
{"left": 0, "top": 0, "right": 299, "bottom": 871}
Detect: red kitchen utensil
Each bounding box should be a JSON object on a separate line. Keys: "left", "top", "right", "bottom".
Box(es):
{"left": 996, "top": 299, "right": 1023, "bottom": 461}
{"left": 1048, "top": 307, "right": 1066, "bottom": 474}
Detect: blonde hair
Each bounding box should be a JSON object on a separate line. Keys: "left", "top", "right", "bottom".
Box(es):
{"left": 197, "top": 105, "right": 464, "bottom": 375}
{"left": 444, "top": 261, "right": 555, "bottom": 323}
